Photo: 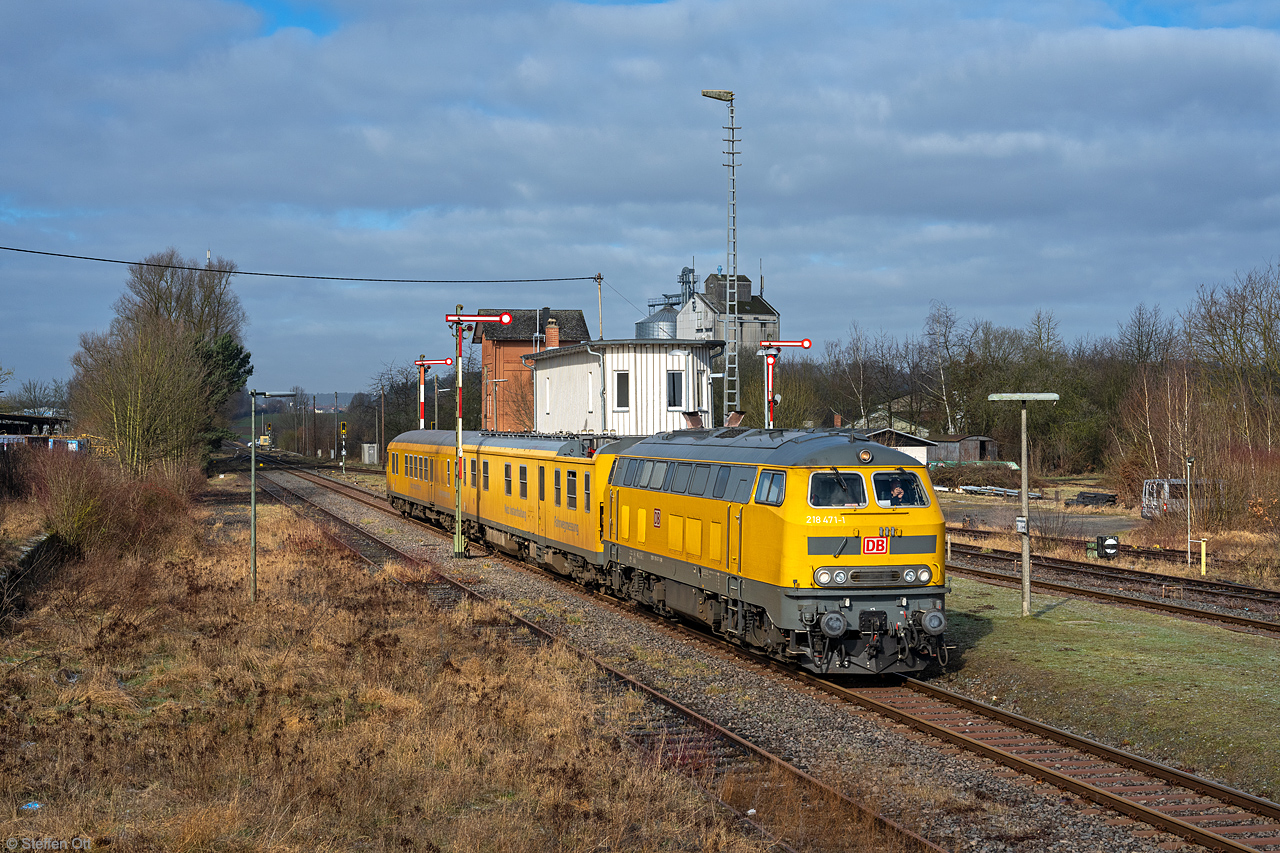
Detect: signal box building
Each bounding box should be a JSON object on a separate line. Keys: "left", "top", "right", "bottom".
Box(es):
{"left": 525, "top": 339, "right": 721, "bottom": 436}
{"left": 472, "top": 308, "right": 591, "bottom": 432}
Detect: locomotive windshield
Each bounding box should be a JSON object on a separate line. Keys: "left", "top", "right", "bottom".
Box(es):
{"left": 809, "top": 471, "right": 867, "bottom": 507}
{"left": 873, "top": 471, "right": 929, "bottom": 508}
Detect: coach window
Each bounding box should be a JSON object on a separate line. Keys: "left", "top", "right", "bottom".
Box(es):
{"left": 483, "top": 460, "right": 490, "bottom": 491}
{"left": 583, "top": 472, "right": 590, "bottom": 512}
{"left": 670, "top": 462, "right": 693, "bottom": 494}
{"left": 470, "top": 458, "right": 477, "bottom": 488}
{"left": 519, "top": 465, "right": 528, "bottom": 499}
{"left": 622, "top": 458, "right": 639, "bottom": 486}
{"left": 566, "top": 470, "right": 577, "bottom": 510}
{"left": 754, "top": 470, "right": 786, "bottom": 506}
{"left": 688, "top": 464, "right": 711, "bottom": 496}
{"left": 539, "top": 466, "right": 545, "bottom": 501}
{"left": 554, "top": 469, "right": 562, "bottom": 506}
{"left": 504, "top": 463, "right": 512, "bottom": 496}
{"left": 637, "top": 460, "right": 654, "bottom": 488}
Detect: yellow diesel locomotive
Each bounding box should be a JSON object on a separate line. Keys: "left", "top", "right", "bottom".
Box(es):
{"left": 386, "top": 427, "right": 948, "bottom": 675}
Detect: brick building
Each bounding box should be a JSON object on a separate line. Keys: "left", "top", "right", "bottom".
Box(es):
{"left": 472, "top": 308, "right": 591, "bottom": 431}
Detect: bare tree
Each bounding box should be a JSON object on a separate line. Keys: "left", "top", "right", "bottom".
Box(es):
{"left": 71, "top": 315, "right": 209, "bottom": 477}
{"left": 1117, "top": 302, "right": 1179, "bottom": 366}
{"left": 114, "top": 248, "right": 247, "bottom": 344}
{"left": 922, "top": 300, "right": 961, "bottom": 432}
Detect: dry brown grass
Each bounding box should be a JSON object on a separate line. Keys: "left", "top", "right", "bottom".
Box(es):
{"left": 0, "top": 477, "right": 774, "bottom": 852}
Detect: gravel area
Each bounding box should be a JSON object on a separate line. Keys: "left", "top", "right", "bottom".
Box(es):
{"left": 273, "top": 470, "right": 1194, "bottom": 853}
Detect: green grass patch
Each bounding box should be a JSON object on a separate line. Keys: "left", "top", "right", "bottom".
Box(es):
{"left": 938, "top": 577, "right": 1280, "bottom": 800}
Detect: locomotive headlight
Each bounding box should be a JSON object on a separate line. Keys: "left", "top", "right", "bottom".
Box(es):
{"left": 903, "top": 569, "right": 917, "bottom": 583}
{"left": 815, "top": 569, "right": 832, "bottom": 586}
{"left": 833, "top": 570, "right": 848, "bottom": 585}
{"left": 918, "top": 568, "right": 932, "bottom": 583}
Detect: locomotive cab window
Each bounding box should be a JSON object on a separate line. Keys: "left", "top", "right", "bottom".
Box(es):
{"left": 873, "top": 471, "right": 929, "bottom": 508}
{"left": 754, "top": 470, "right": 786, "bottom": 506}
{"left": 809, "top": 471, "right": 867, "bottom": 508}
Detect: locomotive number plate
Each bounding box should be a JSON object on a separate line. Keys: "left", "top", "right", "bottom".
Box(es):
{"left": 862, "top": 536, "right": 889, "bottom": 555}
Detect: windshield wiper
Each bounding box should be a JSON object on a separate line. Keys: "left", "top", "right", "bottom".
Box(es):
{"left": 830, "top": 466, "right": 850, "bottom": 494}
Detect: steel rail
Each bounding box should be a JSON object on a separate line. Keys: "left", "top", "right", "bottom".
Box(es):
{"left": 948, "top": 563, "right": 1280, "bottom": 634}
{"left": 828, "top": 679, "right": 1280, "bottom": 853}
{"left": 949, "top": 541, "right": 1280, "bottom": 604}
{"left": 257, "top": 467, "right": 947, "bottom": 853}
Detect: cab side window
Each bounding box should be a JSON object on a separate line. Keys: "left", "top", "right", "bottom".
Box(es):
{"left": 754, "top": 470, "right": 786, "bottom": 506}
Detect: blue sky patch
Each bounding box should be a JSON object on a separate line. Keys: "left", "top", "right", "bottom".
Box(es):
{"left": 239, "top": 0, "right": 341, "bottom": 36}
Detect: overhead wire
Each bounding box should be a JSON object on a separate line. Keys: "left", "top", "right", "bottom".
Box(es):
{"left": 0, "top": 245, "right": 597, "bottom": 284}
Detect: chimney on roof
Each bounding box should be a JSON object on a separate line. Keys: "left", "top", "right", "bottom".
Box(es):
{"left": 545, "top": 318, "right": 560, "bottom": 349}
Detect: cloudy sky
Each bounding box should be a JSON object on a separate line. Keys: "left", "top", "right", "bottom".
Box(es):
{"left": 4, "top": 0, "right": 1280, "bottom": 395}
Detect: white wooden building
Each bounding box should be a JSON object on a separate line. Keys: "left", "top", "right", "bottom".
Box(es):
{"left": 525, "top": 339, "right": 720, "bottom": 435}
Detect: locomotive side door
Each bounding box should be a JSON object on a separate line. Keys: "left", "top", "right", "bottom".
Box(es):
{"left": 727, "top": 501, "right": 745, "bottom": 574}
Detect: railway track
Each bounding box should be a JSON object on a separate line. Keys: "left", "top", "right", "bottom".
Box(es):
{"left": 254, "top": 464, "right": 945, "bottom": 853}
{"left": 274, "top": 462, "right": 1280, "bottom": 853}
{"left": 948, "top": 544, "right": 1280, "bottom": 635}
{"left": 947, "top": 525, "right": 1220, "bottom": 567}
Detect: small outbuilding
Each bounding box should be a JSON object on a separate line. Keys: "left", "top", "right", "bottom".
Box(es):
{"left": 926, "top": 434, "right": 999, "bottom": 464}
{"left": 864, "top": 428, "right": 938, "bottom": 466}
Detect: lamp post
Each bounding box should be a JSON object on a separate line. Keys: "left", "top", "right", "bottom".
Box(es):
{"left": 702, "top": 88, "right": 740, "bottom": 427}
{"left": 414, "top": 355, "right": 454, "bottom": 429}
{"left": 757, "top": 339, "right": 811, "bottom": 428}
{"left": 249, "top": 389, "right": 293, "bottom": 603}
{"left": 445, "top": 307, "right": 512, "bottom": 558}
{"left": 988, "top": 392, "right": 1059, "bottom": 617}
{"left": 1186, "top": 456, "right": 1195, "bottom": 568}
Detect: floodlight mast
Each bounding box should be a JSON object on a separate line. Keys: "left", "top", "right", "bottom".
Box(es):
{"left": 445, "top": 308, "right": 512, "bottom": 558}
{"left": 702, "top": 88, "right": 739, "bottom": 427}
{"left": 249, "top": 390, "right": 294, "bottom": 603}
{"left": 987, "top": 392, "right": 1059, "bottom": 617}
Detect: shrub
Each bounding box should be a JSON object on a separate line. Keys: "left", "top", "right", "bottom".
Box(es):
{"left": 23, "top": 449, "right": 195, "bottom": 557}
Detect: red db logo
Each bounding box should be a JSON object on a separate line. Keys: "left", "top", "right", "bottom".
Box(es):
{"left": 863, "top": 536, "right": 889, "bottom": 555}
